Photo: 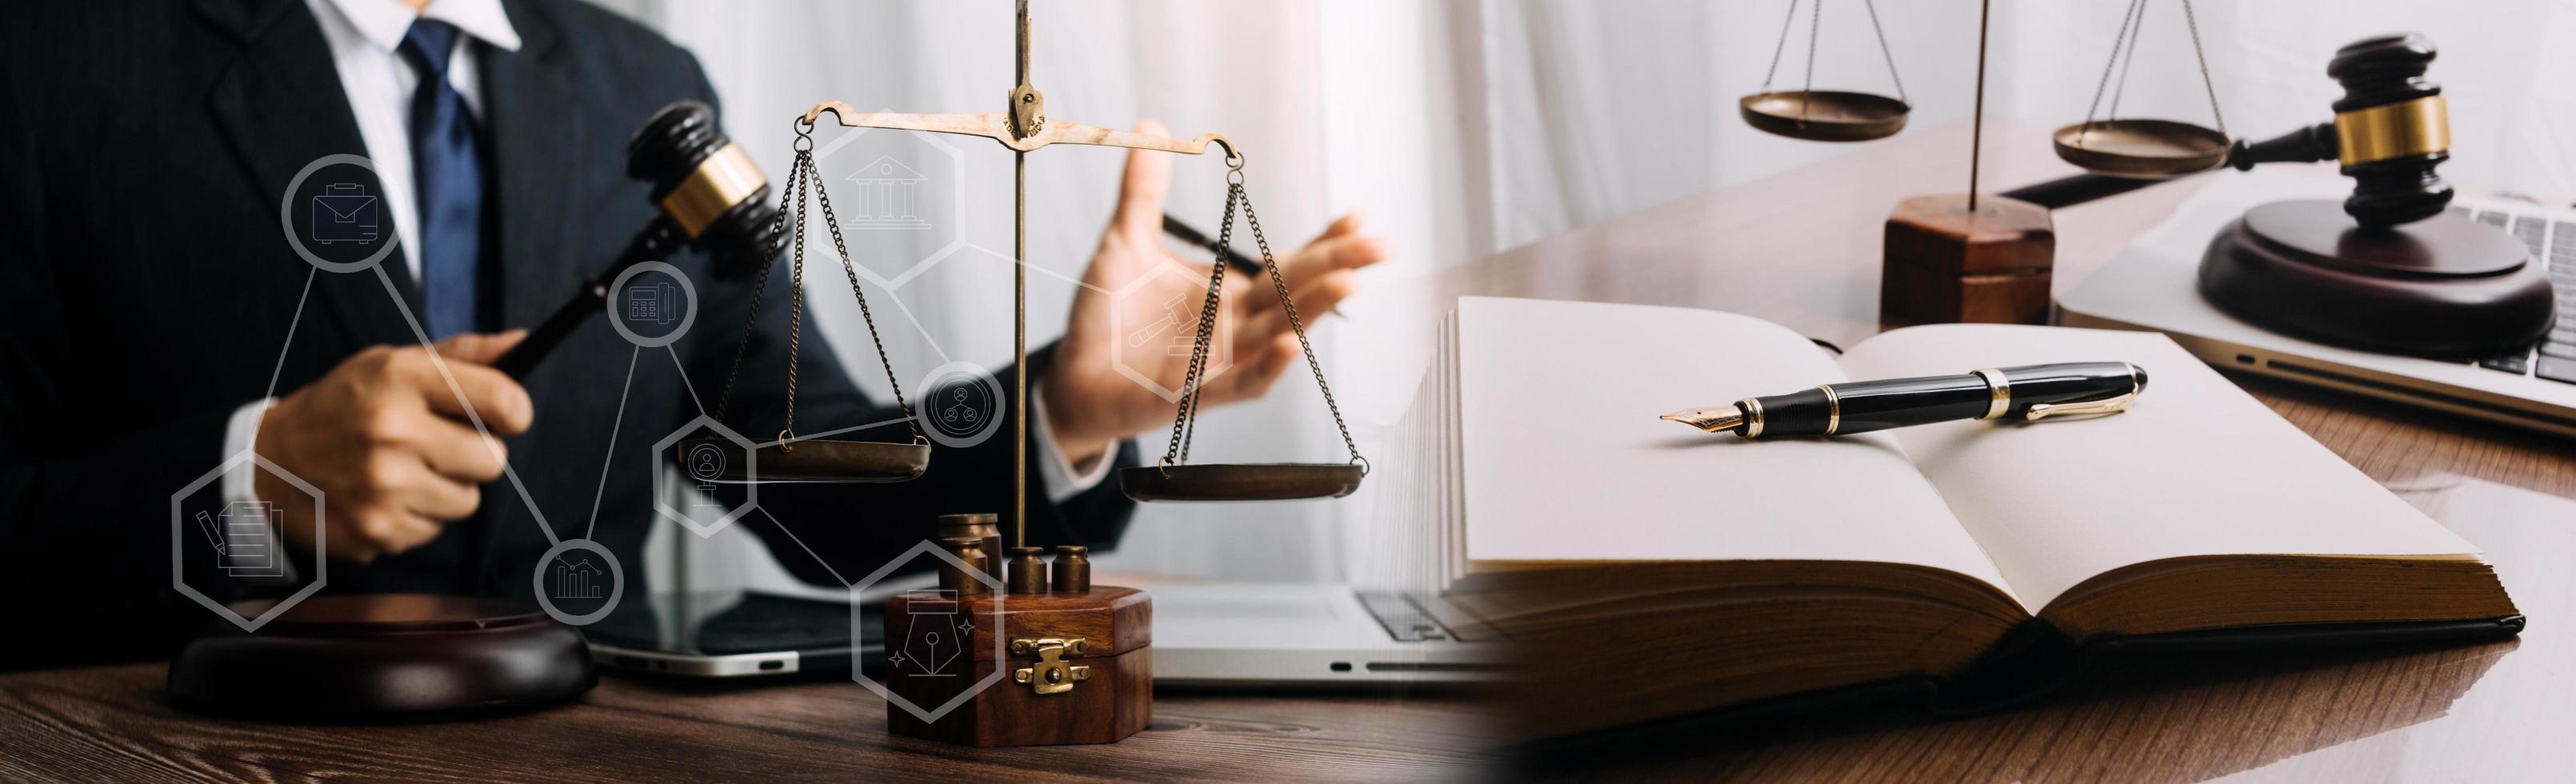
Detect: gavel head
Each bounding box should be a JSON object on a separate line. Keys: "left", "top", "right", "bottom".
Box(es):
{"left": 2326, "top": 34, "right": 2454, "bottom": 227}
{"left": 625, "top": 101, "right": 781, "bottom": 279}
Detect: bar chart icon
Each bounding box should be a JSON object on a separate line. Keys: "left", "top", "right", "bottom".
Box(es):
{"left": 552, "top": 558, "right": 607, "bottom": 600}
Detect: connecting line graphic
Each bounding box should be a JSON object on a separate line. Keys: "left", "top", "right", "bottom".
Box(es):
{"left": 583, "top": 345, "right": 642, "bottom": 542}
{"left": 664, "top": 345, "right": 709, "bottom": 418}
{"left": 757, "top": 506, "right": 851, "bottom": 588}
{"left": 780, "top": 415, "right": 920, "bottom": 447}
{"left": 372, "top": 265, "right": 562, "bottom": 548}
{"left": 262, "top": 268, "right": 320, "bottom": 402}
{"left": 873, "top": 280, "right": 953, "bottom": 365}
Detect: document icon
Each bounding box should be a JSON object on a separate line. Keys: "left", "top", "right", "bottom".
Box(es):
{"left": 311, "top": 182, "right": 379, "bottom": 245}
{"left": 192, "top": 502, "right": 286, "bottom": 578}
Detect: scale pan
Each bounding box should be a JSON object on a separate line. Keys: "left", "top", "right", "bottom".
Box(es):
{"left": 1118, "top": 463, "right": 1365, "bottom": 502}
{"left": 2051, "top": 119, "right": 2229, "bottom": 178}
{"left": 678, "top": 438, "right": 929, "bottom": 483}
{"left": 1739, "top": 90, "right": 1910, "bottom": 142}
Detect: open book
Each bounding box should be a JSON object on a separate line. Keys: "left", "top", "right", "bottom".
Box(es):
{"left": 1407, "top": 298, "right": 2519, "bottom": 736}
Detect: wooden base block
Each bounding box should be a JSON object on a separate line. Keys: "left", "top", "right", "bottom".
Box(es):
{"left": 885, "top": 586, "right": 1151, "bottom": 746}
{"left": 1881, "top": 194, "right": 2055, "bottom": 327}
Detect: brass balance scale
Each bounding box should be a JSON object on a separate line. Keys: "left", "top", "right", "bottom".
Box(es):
{"left": 1743, "top": 0, "right": 2233, "bottom": 175}
{"left": 683, "top": 5, "right": 1368, "bottom": 534}
{"left": 1742, "top": 0, "right": 2550, "bottom": 354}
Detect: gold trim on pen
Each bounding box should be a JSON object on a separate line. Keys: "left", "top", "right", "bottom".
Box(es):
{"left": 1818, "top": 384, "right": 1841, "bottom": 436}
{"left": 1738, "top": 397, "right": 1766, "bottom": 438}
{"left": 1971, "top": 368, "right": 2010, "bottom": 421}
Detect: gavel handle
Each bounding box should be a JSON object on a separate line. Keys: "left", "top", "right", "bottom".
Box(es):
{"left": 2000, "top": 121, "right": 2346, "bottom": 210}
{"left": 2229, "top": 122, "right": 2338, "bottom": 170}
{"left": 491, "top": 216, "right": 684, "bottom": 380}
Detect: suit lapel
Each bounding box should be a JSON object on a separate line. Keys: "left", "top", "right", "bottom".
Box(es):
{"left": 198, "top": 0, "right": 426, "bottom": 353}
{"left": 481, "top": 1, "right": 581, "bottom": 347}
{"left": 476, "top": 0, "right": 580, "bottom": 569}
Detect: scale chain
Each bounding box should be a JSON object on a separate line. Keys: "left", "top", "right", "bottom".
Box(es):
{"left": 2078, "top": 0, "right": 2148, "bottom": 142}
{"left": 1162, "top": 183, "right": 1234, "bottom": 469}
{"left": 714, "top": 117, "right": 930, "bottom": 451}
{"left": 780, "top": 153, "right": 808, "bottom": 446}
{"left": 2106, "top": 0, "right": 2148, "bottom": 124}
{"left": 1860, "top": 0, "right": 1906, "bottom": 106}
{"left": 1759, "top": 0, "right": 1802, "bottom": 94}
{"left": 2180, "top": 0, "right": 2225, "bottom": 135}
{"left": 714, "top": 146, "right": 798, "bottom": 423}
{"left": 1159, "top": 166, "right": 1366, "bottom": 473}
{"left": 800, "top": 154, "right": 923, "bottom": 442}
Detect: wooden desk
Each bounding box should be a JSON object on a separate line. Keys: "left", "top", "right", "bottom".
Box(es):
{"left": 0, "top": 665, "right": 1489, "bottom": 781}
{"left": 1417, "top": 120, "right": 2576, "bottom": 782}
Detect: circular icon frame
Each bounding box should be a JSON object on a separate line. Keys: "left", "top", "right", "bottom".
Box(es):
{"left": 278, "top": 154, "right": 402, "bottom": 274}
{"left": 917, "top": 361, "right": 1005, "bottom": 449}
{"left": 608, "top": 261, "right": 698, "bottom": 348}
{"left": 532, "top": 538, "right": 625, "bottom": 626}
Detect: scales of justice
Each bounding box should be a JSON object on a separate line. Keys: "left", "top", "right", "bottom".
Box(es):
{"left": 674, "top": 0, "right": 1370, "bottom": 746}
{"left": 1742, "top": 0, "right": 2552, "bottom": 355}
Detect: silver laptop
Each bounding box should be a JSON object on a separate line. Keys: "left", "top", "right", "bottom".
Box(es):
{"left": 1151, "top": 583, "right": 1503, "bottom": 687}
{"left": 2060, "top": 167, "right": 2576, "bottom": 438}
{"left": 585, "top": 582, "right": 1504, "bottom": 686}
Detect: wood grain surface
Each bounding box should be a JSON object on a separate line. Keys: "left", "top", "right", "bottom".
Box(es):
{"left": 0, "top": 666, "right": 1494, "bottom": 782}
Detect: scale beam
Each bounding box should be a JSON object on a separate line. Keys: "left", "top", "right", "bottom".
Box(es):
{"left": 800, "top": 102, "right": 1239, "bottom": 158}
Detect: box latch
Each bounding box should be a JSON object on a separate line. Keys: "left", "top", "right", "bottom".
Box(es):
{"left": 1010, "top": 638, "right": 1091, "bottom": 695}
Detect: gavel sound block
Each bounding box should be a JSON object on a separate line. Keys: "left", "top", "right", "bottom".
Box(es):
{"left": 1881, "top": 194, "right": 2056, "bottom": 328}
{"left": 2200, "top": 34, "right": 2554, "bottom": 355}
{"left": 885, "top": 541, "right": 1150, "bottom": 746}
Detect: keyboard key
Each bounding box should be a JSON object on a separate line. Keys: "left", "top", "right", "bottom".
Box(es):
{"left": 2476, "top": 210, "right": 2511, "bottom": 227}
{"left": 2539, "top": 356, "right": 2576, "bottom": 384}
{"left": 2514, "top": 219, "right": 2549, "bottom": 255}
{"left": 2449, "top": 206, "right": 2474, "bottom": 219}
{"left": 2479, "top": 352, "right": 2530, "bottom": 374}
{"left": 2542, "top": 342, "right": 2576, "bottom": 360}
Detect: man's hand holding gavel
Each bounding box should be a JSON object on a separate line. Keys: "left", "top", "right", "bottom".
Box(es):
{"left": 254, "top": 331, "right": 533, "bottom": 563}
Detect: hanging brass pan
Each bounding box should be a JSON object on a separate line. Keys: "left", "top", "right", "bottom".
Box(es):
{"left": 2051, "top": 119, "right": 2229, "bottom": 178}
{"left": 678, "top": 438, "right": 930, "bottom": 483}
{"left": 1739, "top": 90, "right": 1910, "bottom": 142}
{"left": 1118, "top": 463, "right": 1365, "bottom": 502}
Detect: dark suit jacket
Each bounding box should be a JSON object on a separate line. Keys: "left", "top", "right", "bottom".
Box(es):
{"left": 0, "top": 0, "right": 1138, "bottom": 670}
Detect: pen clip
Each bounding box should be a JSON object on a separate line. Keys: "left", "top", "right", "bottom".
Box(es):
{"left": 2024, "top": 390, "right": 2137, "bottom": 422}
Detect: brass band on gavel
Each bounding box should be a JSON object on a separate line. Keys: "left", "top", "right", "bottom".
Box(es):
{"left": 2335, "top": 95, "right": 2448, "bottom": 166}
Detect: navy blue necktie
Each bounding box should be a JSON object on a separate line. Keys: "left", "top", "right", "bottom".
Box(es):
{"left": 399, "top": 19, "right": 484, "bottom": 340}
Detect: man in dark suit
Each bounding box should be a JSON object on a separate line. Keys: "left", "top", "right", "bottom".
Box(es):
{"left": 0, "top": 0, "right": 1385, "bottom": 669}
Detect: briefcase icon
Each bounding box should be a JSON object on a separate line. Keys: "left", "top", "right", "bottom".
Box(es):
{"left": 312, "top": 182, "right": 379, "bottom": 245}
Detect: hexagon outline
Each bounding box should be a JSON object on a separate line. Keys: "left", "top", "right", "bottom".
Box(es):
{"left": 1109, "top": 257, "right": 1235, "bottom": 402}
{"left": 651, "top": 414, "right": 759, "bottom": 538}
{"left": 170, "top": 450, "right": 327, "bottom": 633}
{"left": 812, "top": 112, "right": 971, "bottom": 291}
{"left": 851, "top": 539, "right": 1009, "bottom": 724}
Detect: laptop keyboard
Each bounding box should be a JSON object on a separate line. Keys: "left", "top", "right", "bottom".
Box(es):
{"left": 2458, "top": 205, "right": 2576, "bottom": 384}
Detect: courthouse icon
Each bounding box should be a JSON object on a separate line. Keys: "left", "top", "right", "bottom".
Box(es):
{"left": 842, "top": 156, "right": 931, "bottom": 230}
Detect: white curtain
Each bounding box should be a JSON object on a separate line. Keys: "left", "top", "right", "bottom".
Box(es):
{"left": 604, "top": 0, "right": 2574, "bottom": 590}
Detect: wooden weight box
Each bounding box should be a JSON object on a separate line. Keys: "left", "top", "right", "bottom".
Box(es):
{"left": 1881, "top": 193, "right": 2055, "bottom": 327}
{"left": 884, "top": 561, "right": 1150, "bottom": 747}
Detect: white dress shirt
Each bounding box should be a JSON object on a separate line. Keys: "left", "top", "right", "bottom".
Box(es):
{"left": 222, "top": 0, "right": 1106, "bottom": 540}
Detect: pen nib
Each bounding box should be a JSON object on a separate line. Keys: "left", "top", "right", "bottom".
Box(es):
{"left": 1660, "top": 406, "right": 1746, "bottom": 434}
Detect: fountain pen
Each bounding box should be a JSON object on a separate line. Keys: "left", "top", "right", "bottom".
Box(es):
{"left": 1661, "top": 362, "right": 2147, "bottom": 439}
